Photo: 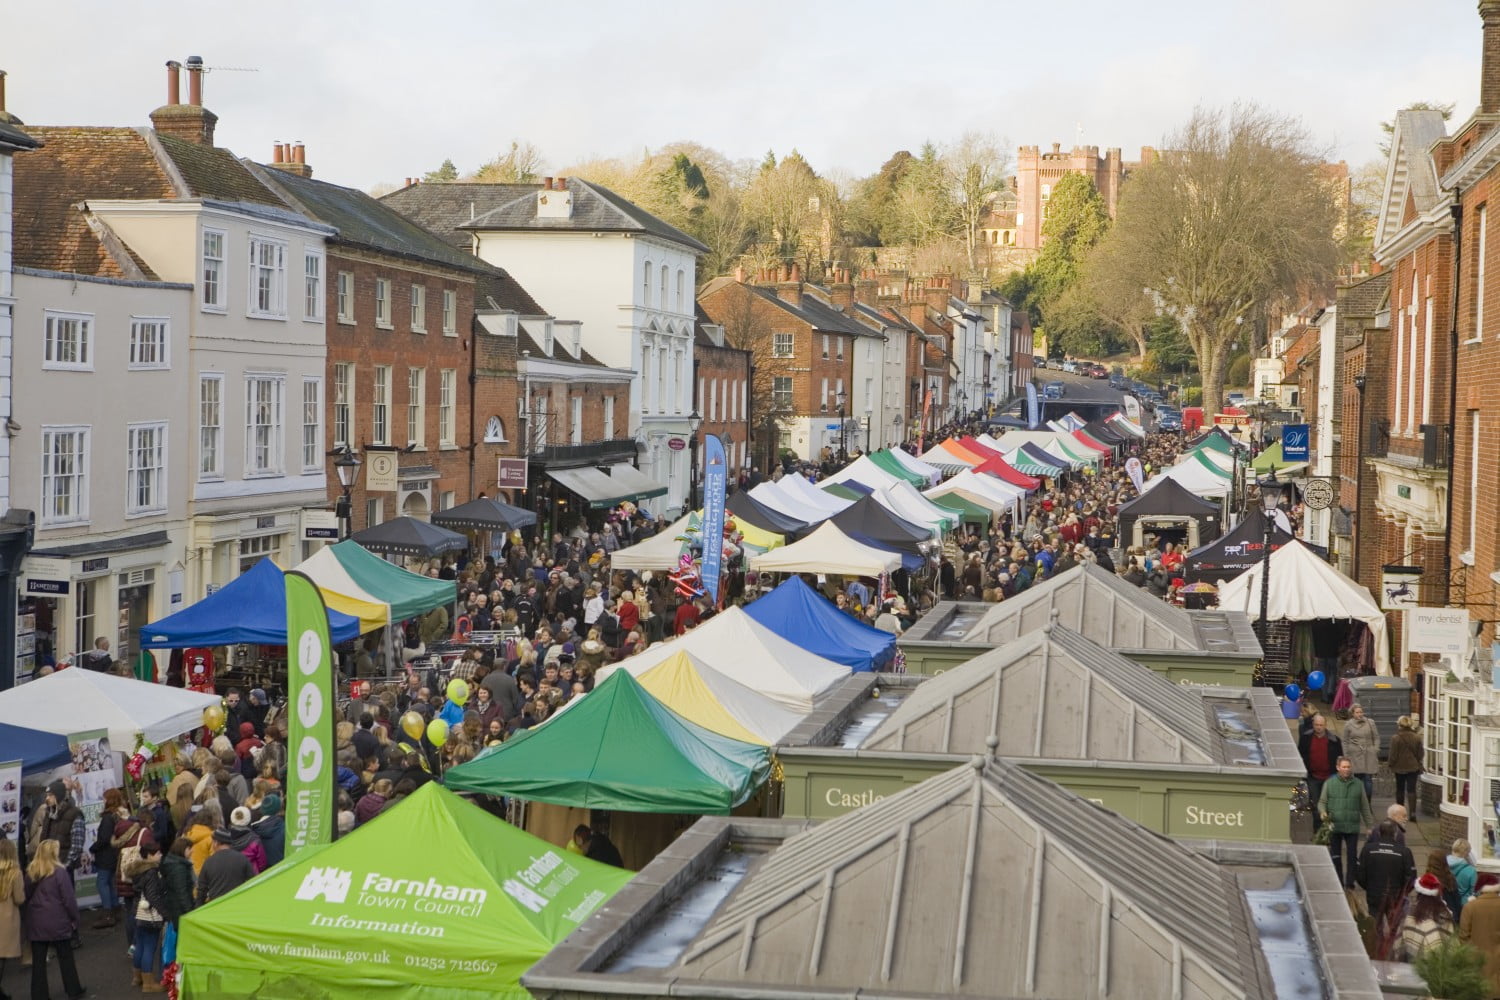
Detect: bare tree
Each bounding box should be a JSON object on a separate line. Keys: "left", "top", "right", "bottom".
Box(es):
{"left": 1079, "top": 234, "right": 1157, "bottom": 361}
{"left": 470, "top": 140, "right": 546, "bottom": 183}
{"left": 1094, "top": 105, "right": 1341, "bottom": 412}
{"left": 743, "top": 151, "right": 837, "bottom": 270}
{"left": 708, "top": 283, "right": 787, "bottom": 470}
{"left": 944, "top": 131, "right": 1010, "bottom": 269}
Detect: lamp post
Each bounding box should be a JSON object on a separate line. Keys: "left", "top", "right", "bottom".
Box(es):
{"left": 835, "top": 388, "right": 848, "bottom": 462}
{"left": 687, "top": 408, "right": 702, "bottom": 510}
{"left": 331, "top": 447, "right": 362, "bottom": 539}
{"left": 1255, "top": 469, "right": 1285, "bottom": 650}
{"left": 863, "top": 407, "right": 872, "bottom": 453}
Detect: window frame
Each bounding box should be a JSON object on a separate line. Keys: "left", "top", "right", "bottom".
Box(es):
{"left": 438, "top": 369, "right": 456, "bottom": 448}
{"left": 570, "top": 394, "right": 583, "bottom": 444}
{"left": 442, "top": 289, "right": 457, "bottom": 337}
{"left": 772, "top": 376, "right": 793, "bottom": 411}
{"left": 372, "top": 365, "right": 391, "bottom": 445}
{"left": 198, "top": 374, "right": 224, "bottom": 481}
{"left": 336, "top": 271, "right": 355, "bottom": 325}
{"left": 40, "top": 424, "right": 90, "bottom": 527}
{"left": 304, "top": 250, "right": 325, "bottom": 322}
{"left": 201, "top": 228, "right": 227, "bottom": 313}
{"left": 407, "top": 367, "right": 426, "bottom": 448}
{"left": 410, "top": 284, "right": 427, "bottom": 334}
{"left": 246, "top": 234, "right": 289, "bottom": 320}
{"left": 244, "top": 373, "right": 286, "bottom": 478}
{"left": 773, "top": 332, "right": 794, "bottom": 358}
{"left": 332, "top": 363, "right": 353, "bottom": 449}
{"left": 603, "top": 395, "right": 615, "bottom": 439}
{"left": 302, "top": 377, "right": 323, "bottom": 473}
{"left": 42, "top": 310, "right": 93, "bottom": 372}
{"left": 125, "top": 421, "right": 168, "bottom": 516}
{"left": 374, "top": 278, "right": 392, "bottom": 329}
{"left": 128, "top": 316, "right": 170, "bottom": 370}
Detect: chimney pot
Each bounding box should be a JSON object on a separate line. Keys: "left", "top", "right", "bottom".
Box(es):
{"left": 273, "top": 143, "right": 284, "bottom": 164}
{"left": 186, "top": 55, "right": 204, "bottom": 107}
{"left": 790, "top": 262, "right": 802, "bottom": 282}
{"left": 542, "top": 176, "right": 553, "bottom": 190}
{"left": 555, "top": 176, "right": 566, "bottom": 189}
{"left": 293, "top": 142, "right": 305, "bottom": 164}
{"left": 164, "top": 61, "right": 180, "bottom": 107}
{"left": 734, "top": 265, "right": 746, "bottom": 282}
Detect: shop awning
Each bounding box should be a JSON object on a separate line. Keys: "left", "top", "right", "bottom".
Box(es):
{"left": 141, "top": 558, "right": 364, "bottom": 649}
{"left": 430, "top": 496, "right": 538, "bottom": 533}
{"left": 546, "top": 467, "right": 640, "bottom": 509}
{"left": 444, "top": 670, "right": 770, "bottom": 813}
{"left": 293, "top": 541, "right": 455, "bottom": 628}
{"left": 606, "top": 463, "right": 668, "bottom": 501}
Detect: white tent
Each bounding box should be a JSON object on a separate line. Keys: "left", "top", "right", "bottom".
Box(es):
{"left": 1218, "top": 540, "right": 1391, "bottom": 675}
{"left": 600, "top": 606, "right": 851, "bottom": 712}
{"left": 750, "top": 521, "right": 902, "bottom": 580}
{"left": 926, "top": 469, "right": 1024, "bottom": 517}
{"left": 877, "top": 481, "right": 959, "bottom": 534}
{"left": 999, "top": 430, "right": 1093, "bottom": 469}
{"left": 1107, "top": 414, "right": 1147, "bottom": 439}
{"left": 823, "top": 455, "right": 903, "bottom": 492}
{"left": 0, "top": 670, "right": 222, "bottom": 747}
{"left": 747, "top": 482, "right": 821, "bottom": 523}
{"left": 1142, "top": 452, "right": 1233, "bottom": 498}
{"left": 596, "top": 649, "right": 806, "bottom": 744}
{"left": 608, "top": 514, "right": 693, "bottom": 571}
{"left": 778, "top": 472, "right": 855, "bottom": 515}
{"left": 882, "top": 448, "right": 942, "bottom": 485}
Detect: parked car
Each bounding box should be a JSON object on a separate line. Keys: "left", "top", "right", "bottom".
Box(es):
{"left": 1033, "top": 355, "right": 1048, "bottom": 369}
{"left": 1061, "top": 360, "right": 1078, "bottom": 373}
{"left": 1155, "top": 406, "right": 1182, "bottom": 431}
{"left": 1089, "top": 364, "right": 1109, "bottom": 379}
{"left": 1227, "top": 392, "right": 1246, "bottom": 408}
{"left": 1043, "top": 381, "right": 1065, "bottom": 399}
{"left": 1108, "top": 374, "right": 1130, "bottom": 390}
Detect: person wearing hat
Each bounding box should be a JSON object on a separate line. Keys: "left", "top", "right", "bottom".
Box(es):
{"left": 1461, "top": 872, "right": 1500, "bottom": 995}
{"left": 224, "top": 806, "right": 267, "bottom": 873}
{"left": 195, "top": 830, "right": 255, "bottom": 906}
{"left": 251, "top": 794, "right": 285, "bottom": 868}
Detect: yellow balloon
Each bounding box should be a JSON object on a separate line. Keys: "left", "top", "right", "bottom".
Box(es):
{"left": 400, "top": 711, "right": 426, "bottom": 741}
{"left": 446, "top": 679, "right": 469, "bottom": 705}
{"left": 202, "top": 704, "right": 226, "bottom": 732}
{"left": 426, "top": 719, "right": 449, "bottom": 748}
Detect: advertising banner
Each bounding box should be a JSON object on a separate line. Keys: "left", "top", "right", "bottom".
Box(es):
{"left": 0, "top": 761, "right": 19, "bottom": 843}
{"left": 1125, "top": 457, "right": 1145, "bottom": 492}
{"left": 1026, "top": 383, "right": 1041, "bottom": 430}
{"left": 700, "top": 435, "right": 728, "bottom": 605}
{"left": 1406, "top": 607, "right": 1471, "bottom": 656}
{"left": 66, "top": 729, "right": 115, "bottom": 906}
{"left": 285, "top": 571, "right": 335, "bottom": 856}
{"left": 1281, "top": 424, "right": 1310, "bottom": 463}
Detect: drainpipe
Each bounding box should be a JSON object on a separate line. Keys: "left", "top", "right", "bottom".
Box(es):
{"left": 1443, "top": 200, "right": 1462, "bottom": 607}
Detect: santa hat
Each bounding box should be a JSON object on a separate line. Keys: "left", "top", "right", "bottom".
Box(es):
{"left": 1415, "top": 873, "right": 1443, "bottom": 897}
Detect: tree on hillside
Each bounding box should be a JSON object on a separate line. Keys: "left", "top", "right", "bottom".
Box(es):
{"left": 845, "top": 150, "right": 914, "bottom": 246}
{"left": 743, "top": 150, "right": 838, "bottom": 271}
{"left": 890, "top": 143, "right": 957, "bottom": 247}
{"left": 471, "top": 140, "right": 546, "bottom": 183}
{"left": 1029, "top": 173, "right": 1110, "bottom": 308}
{"left": 1094, "top": 105, "right": 1341, "bottom": 413}
{"left": 1079, "top": 231, "right": 1159, "bottom": 361}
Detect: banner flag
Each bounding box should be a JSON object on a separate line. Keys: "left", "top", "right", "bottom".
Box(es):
{"left": 700, "top": 434, "right": 728, "bottom": 605}
{"left": 285, "top": 570, "right": 335, "bottom": 856}
{"left": 1125, "top": 457, "right": 1145, "bottom": 492}
{"left": 1026, "top": 382, "right": 1041, "bottom": 429}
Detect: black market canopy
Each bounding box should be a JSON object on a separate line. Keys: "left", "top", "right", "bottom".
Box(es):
{"left": 726, "top": 489, "right": 812, "bottom": 536}
{"left": 350, "top": 515, "right": 467, "bottom": 558}
{"left": 829, "top": 494, "right": 930, "bottom": 553}
{"left": 430, "top": 496, "right": 538, "bottom": 533}
{"left": 1116, "top": 476, "right": 1223, "bottom": 549}
{"left": 1183, "top": 509, "right": 1304, "bottom": 585}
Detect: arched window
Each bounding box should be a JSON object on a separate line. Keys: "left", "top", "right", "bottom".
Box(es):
{"left": 642, "top": 261, "right": 652, "bottom": 304}
{"left": 484, "top": 415, "right": 506, "bottom": 443}
{"left": 676, "top": 270, "right": 686, "bottom": 312}
{"left": 660, "top": 265, "right": 669, "bottom": 309}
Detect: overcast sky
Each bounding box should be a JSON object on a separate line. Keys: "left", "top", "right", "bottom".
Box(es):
{"left": 3, "top": 1, "right": 1483, "bottom": 191}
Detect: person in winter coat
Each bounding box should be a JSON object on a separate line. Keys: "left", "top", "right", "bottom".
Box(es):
{"left": 125, "top": 842, "right": 168, "bottom": 992}
{"left": 1342, "top": 704, "right": 1381, "bottom": 802}
{"left": 1400, "top": 873, "right": 1455, "bottom": 961}
{"left": 1318, "top": 757, "right": 1373, "bottom": 887}
{"left": 250, "top": 794, "right": 285, "bottom": 868}
{"left": 1359, "top": 820, "right": 1418, "bottom": 921}
{"left": 24, "top": 840, "right": 83, "bottom": 1000}
{"left": 1299, "top": 715, "right": 1345, "bottom": 834}
{"left": 89, "top": 787, "right": 128, "bottom": 929}
{"left": 185, "top": 811, "right": 218, "bottom": 875}
{"left": 355, "top": 781, "right": 391, "bottom": 827}
{"left": 39, "top": 782, "right": 84, "bottom": 877}
{"left": 109, "top": 808, "right": 156, "bottom": 964}
{"left": 1451, "top": 839, "right": 1480, "bottom": 910}
{"left": 225, "top": 808, "right": 267, "bottom": 873}
{"left": 1388, "top": 715, "right": 1425, "bottom": 817}
{"left": 160, "top": 838, "right": 195, "bottom": 927}
{"left": 0, "top": 839, "right": 24, "bottom": 987}
{"left": 1461, "top": 874, "right": 1500, "bottom": 997}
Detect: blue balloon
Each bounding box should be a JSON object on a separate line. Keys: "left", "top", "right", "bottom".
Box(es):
{"left": 1307, "top": 671, "right": 1326, "bottom": 692}
{"left": 1283, "top": 683, "right": 1301, "bottom": 702}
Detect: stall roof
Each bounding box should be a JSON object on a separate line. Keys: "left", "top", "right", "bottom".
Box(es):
{"left": 1119, "top": 475, "right": 1221, "bottom": 519}
{"left": 293, "top": 541, "right": 455, "bottom": 626}
{"left": 1250, "top": 441, "right": 1308, "bottom": 477}
{"left": 879, "top": 447, "right": 942, "bottom": 484}
{"left": 429, "top": 496, "right": 538, "bottom": 532}
{"left": 672, "top": 758, "right": 1267, "bottom": 998}
{"left": 1143, "top": 450, "right": 1233, "bottom": 498}
{"left": 0, "top": 669, "right": 221, "bottom": 747}
{"left": 726, "top": 490, "right": 810, "bottom": 536}
{"left": 1184, "top": 508, "right": 1299, "bottom": 585}
{"left": 350, "top": 515, "right": 467, "bottom": 558}
{"left": 608, "top": 514, "right": 692, "bottom": 571}
{"left": 866, "top": 449, "right": 931, "bottom": 486}
{"left": 823, "top": 455, "right": 904, "bottom": 492}
{"left": 444, "top": 669, "right": 768, "bottom": 813}
{"left": 876, "top": 480, "right": 958, "bottom": 534}
{"left": 830, "top": 494, "right": 931, "bottom": 552}
{"left": 141, "top": 558, "right": 363, "bottom": 648}
{"left": 622, "top": 649, "right": 806, "bottom": 745}
{"left": 779, "top": 472, "right": 855, "bottom": 514}
{"left": 744, "top": 575, "right": 896, "bottom": 672}
{"left": 865, "top": 626, "right": 1220, "bottom": 764}
{"left": 0, "top": 722, "right": 72, "bottom": 772}
{"left": 961, "top": 563, "right": 1202, "bottom": 650}
{"left": 749, "top": 522, "right": 901, "bottom": 580}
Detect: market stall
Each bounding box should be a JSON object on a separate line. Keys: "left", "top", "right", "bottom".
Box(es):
{"left": 606, "top": 649, "right": 805, "bottom": 745}
{"left": 141, "top": 558, "right": 364, "bottom": 649}
{"left": 292, "top": 540, "right": 456, "bottom": 632}
{"left": 725, "top": 491, "right": 812, "bottom": 537}
{"left": 743, "top": 575, "right": 896, "bottom": 672}
{"left": 1116, "top": 476, "right": 1223, "bottom": 551}
{"left": 0, "top": 669, "right": 221, "bottom": 747}
{"left": 177, "top": 782, "right": 633, "bottom": 1000}
{"left": 749, "top": 522, "right": 902, "bottom": 581}
{"left": 1183, "top": 508, "right": 1298, "bottom": 585}
{"left": 867, "top": 448, "right": 938, "bottom": 486}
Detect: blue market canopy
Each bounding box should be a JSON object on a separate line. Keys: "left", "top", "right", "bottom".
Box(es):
{"left": 140, "top": 558, "right": 363, "bottom": 649}
{"left": 0, "top": 721, "right": 71, "bottom": 771}
{"left": 744, "top": 576, "right": 895, "bottom": 671}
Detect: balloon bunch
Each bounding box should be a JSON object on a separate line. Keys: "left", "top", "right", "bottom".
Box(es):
{"left": 201, "top": 704, "right": 226, "bottom": 733}
{"left": 669, "top": 553, "right": 704, "bottom": 599}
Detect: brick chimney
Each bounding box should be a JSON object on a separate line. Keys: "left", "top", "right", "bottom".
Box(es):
{"left": 266, "top": 140, "right": 313, "bottom": 179}
{"left": 854, "top": 269, "right": 879, "bottom": 308}
{"left": 1483, "top": 1, "right": 1500, "bottom": 114}
{"left": 924, "top": 274, "right": 952, "bottom": 314}
{"left": 149, "top": 56, "right": 218, "bottom": 146}
{"left": 774, "top": 263, "right": 803, "bottom": 308}
{"left": 828, "top": 268, "right": 854, "bottom": 309}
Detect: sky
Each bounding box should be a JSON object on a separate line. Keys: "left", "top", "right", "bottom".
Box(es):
{"left": 1, "top": 0, "right": 1484, "bottom": 192}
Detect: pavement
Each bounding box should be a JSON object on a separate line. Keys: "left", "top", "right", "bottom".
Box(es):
{"left": 17, "top": 913, "right": 142, "bottom": 1000}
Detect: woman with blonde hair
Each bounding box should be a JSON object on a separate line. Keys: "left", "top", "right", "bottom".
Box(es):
{"left": 1389, "top": 714, "right": 1425, "bottom": 817}
{"left": 24, "top": 840, "right": 84, "bottom": 999}
{"left": 0, "top": 838, "right": 23, "bottom": 988}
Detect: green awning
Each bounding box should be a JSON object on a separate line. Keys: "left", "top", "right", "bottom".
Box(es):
{"left": 821, "top": 482, "right": 866, "bottom": 502}
{"left": 1052, "top": 438, "right": 1101, "bottom": 466}
{"left": 1251, "top": 442, "right": 1283, "bottom": 472}
{"left": 444, "top": 670, "right": 770, "bottom": 814}
{"left": 867, "top": 450, "right": 928, "bottom": 486}
{"left": 1196, "top": 432, "right": 1234, "bottom": 456}
{"left": 294, "top": 540, "right": 455, "bottom": 625}
{"left": 1000, "top": 452, "right": 1057, "bottom": 476}
{"left": 930, "top": 493, "right": 989, "bottom": 525}
{"left": 177, "top": 782, "right": 633, "bottom": 1000}
{"left": 547, "top": 466, "right": 661, "bottom": 509}
{"left": 1190, "top": 450, "right": 1234, "bottom": 479}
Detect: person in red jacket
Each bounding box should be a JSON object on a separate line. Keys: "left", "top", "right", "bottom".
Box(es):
{"left": 673, "top": 598, "right": 702, "bottom": 637}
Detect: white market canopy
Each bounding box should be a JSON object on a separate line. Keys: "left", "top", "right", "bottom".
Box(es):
{"left": 882, "top": 447, "right": 942, "bottom": 485}
{"left": 1142, "top": 452, "right": 1233, "bottom": 499}
{"left": 822, "top": 456, "right": 904, "bottom": 492}
{"left": 608, "top": 514, "right": 694, "bottom": 571}
{"left": 750, "top": 521, "right": 902, "bottom": 580}
{"left": 601, "top": 606, "right": 851, "bottom": 712}
{"left": 925, "top": 468, "right": 1025, "bottom": 517}
{"left": 1219, "top": 540, "right": 1391, "bottom": 674}
{"left": 876, "top": 481, "right": 958, "bottom": 535}
{"left": 0, "top": 670, "right": 221, "bottom": 747}
{"left": 595, "top": 649, "right": 806, "bottom": 745}
{"left": 778, "top": 472, "right": 855, "bottom": 515}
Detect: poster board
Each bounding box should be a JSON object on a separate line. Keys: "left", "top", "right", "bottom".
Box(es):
{"left": 0, "top": 760, "right": 20, "bottom": 843}
{"left": 65, "top": 729, "right": 116, "bottom": 906}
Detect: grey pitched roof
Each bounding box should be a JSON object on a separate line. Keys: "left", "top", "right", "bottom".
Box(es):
{"left": 454, "top": 177, "right": 710, "bottom": 254}
{"left": 0, "top": 118, "right": 39, "bottom": 153}
{"left": 676, "top": 757, "right": 1265, "bottom": 998}
{"left": 251, "top": 165, "right": 501, "bottom": 277}
{"left": 962, "top": 563, "right": 1201, "bottom": 649}
{"left": 1376, "top": 109, "right": 1449, "bottom": 248}
{"left": 863, "top": 625, "right": 1220, "bottom": 764}
{"left": 700, "top": 277, "right": 876, "bottom": 338}
{"left": 378, "top": 181, "right": 537, "bottom": 248}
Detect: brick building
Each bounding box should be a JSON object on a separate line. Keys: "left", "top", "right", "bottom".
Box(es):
{"left": 1329, "top": 274, "right": 1391, "bottom": 579}
{"left": 250, "top": 154, "right": 498, "bottom": 531}
{"left": 1013, "top": 143, "right": 1156, "bottom": 250}
{"left": 693, "top": 308, "right": 752, "bottom": 489}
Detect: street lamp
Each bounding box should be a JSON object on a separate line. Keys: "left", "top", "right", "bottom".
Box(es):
{"left": 687, "top": 408, "right": 702, "bottom": 510}
{"left": 835, "top": 388, "right": 848, "bottom": 461}
{"left": 1255, "top": 468, "right": 1285, "bottom": 652}
{"left": 331, "top": 447, "right": 362, "bottom": 539}
{"left": 863, "top": 407, "right": 872, "bottom": 454}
